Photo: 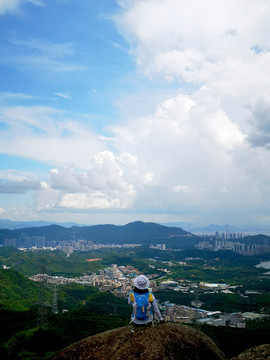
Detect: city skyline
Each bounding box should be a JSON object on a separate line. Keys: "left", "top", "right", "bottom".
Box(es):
{"left": 1, "top": 1, "right": 270, "bottom": 227}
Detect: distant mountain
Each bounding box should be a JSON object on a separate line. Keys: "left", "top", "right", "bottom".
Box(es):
{"left": 0, "top": 219, "right": 83, "bottom": 230}
{"left": 0, "top": 221, "right": 197, "bottom": 248}
{"left": 190, "top": 224, "right": 240, "bottom": 232}
{"left": 189, "top": 223, "right": 270, "bottom": 234}
{"left": 162, "top": 222, "right": 270, "bottom": 234}
{"left": 3, "top": 219, "right": 270, "bottom": 234}
{"left": 161, "top": 222, "right": 198, "bottom": 231}
{"left": 240, "top": 234, "right": 270, "bottom": 245}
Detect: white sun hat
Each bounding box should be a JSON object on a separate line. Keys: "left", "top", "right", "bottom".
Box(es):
{"left": 134, "top": 275, "right": 150, "bottom": 290}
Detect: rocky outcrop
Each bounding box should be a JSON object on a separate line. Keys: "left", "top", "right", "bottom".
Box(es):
{"left": 50, "top": 322, "right": 226, "bottom": 360}
{"left": 231, "top": 344, "right": 270, "bottom": 360}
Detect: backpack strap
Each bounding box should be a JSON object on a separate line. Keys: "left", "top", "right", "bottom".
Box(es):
{"left": 149, "top": 292, "right": 153, "bottom": 303}
{"left": 130, "top": 292, "right": 134, "bottom": 303}
{"left": 145, "top": 293, "right": 151, "bottom": 317}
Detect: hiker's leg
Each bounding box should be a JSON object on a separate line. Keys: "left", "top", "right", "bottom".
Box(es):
{"left": 130, "top": 322, "right": 136, "bottom": 332}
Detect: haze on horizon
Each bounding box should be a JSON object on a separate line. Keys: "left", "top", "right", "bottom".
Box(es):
{"left": 1, "top": 0, "right": 270, "bottom": 227}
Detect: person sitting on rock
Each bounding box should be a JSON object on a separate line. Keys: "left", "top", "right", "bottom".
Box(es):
{"left": 128, "top": 275, "right": 164, "bottom": 328}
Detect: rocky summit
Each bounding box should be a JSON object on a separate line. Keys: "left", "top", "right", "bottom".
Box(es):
{"left": 231, "top": 344, "right": 270, "bottom": 360}
{"left": 49, "top": 322, "right": 226, "bottom": 360}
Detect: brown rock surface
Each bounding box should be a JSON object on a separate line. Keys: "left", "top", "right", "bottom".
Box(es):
{"left": 231, "top": 344, "right": 270, "bottom": 360}
{"left": 49, "top": 322, "right": 226, "bottom": 360}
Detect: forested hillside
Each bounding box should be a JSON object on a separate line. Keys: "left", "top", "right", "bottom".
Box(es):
{"left": 0, "top": 268, "right": 41, "bottom": 311}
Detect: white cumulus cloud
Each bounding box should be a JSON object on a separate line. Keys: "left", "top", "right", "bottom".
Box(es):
{"left": 34, "top": 151, "right": 142, "bottom": 210}
{"left": 110, "top": 0, "right": 270, "bottom": 223}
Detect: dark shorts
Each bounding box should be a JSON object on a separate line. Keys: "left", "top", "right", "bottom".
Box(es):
{"left": 131, "top": 321, "right": 153, "bottom": 328}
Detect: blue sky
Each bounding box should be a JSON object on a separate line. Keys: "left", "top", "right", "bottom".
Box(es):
{"left": 1, "top": 0, "right": 270, "bottom": 227}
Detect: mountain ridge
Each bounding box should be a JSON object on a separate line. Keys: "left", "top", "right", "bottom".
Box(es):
{"left": 0, "top": 221, "right": 196, "bottom": 248}
{"left": 1, "top": 221, "right": 270, "bottom": 249}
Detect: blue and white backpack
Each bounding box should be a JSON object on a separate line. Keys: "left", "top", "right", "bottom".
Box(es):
{"left": 130, "top": 291, "right": 153, "bottom": 320}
